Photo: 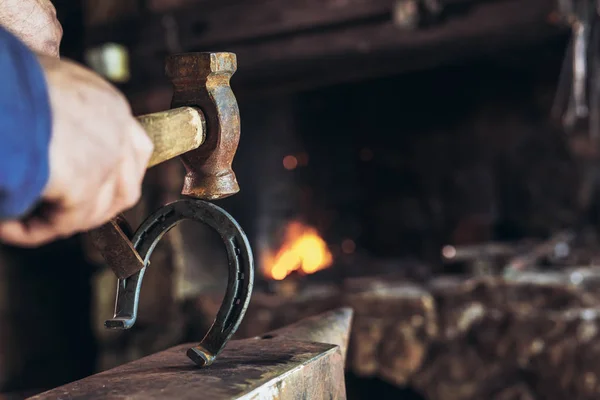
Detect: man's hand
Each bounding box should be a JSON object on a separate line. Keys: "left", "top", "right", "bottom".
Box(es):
{"left": 0, "top": 56, "right": 154, "bottom": 247}
{"left": 0, "top": 0, "right": 62, "bottom": 57}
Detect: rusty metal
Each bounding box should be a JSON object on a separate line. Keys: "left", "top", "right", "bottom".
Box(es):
{"left": 28, "top": 309, "right": 352, "bottom": 400}
{"left": 166, "top": 52, "right": 241, "bottom": 200}
{"left": 105, "top": 199, "right": 254, "bottom": 367}
{"left": 88, "top": 215, "right": 145, "bottom": 280}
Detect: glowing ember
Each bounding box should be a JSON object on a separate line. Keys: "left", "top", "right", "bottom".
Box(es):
{"left": 262, "top": 221, "right": 333, "bottom": 281}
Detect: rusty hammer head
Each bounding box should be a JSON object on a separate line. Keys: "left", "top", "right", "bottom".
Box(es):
{"left": 165, "top": 52, "right": 240, "bottom": 200}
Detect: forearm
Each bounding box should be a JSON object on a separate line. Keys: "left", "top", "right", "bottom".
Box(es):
{"left": 0, "top": 26, "right": 52, "bottom": 219}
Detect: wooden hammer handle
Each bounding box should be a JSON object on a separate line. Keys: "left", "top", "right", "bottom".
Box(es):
{"left": 136, "top": 106, "right": 206, "bottom": 168}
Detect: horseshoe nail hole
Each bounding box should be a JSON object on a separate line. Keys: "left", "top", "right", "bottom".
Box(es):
{"left": 261, "top": 334, "right": 276, "bottom": 340}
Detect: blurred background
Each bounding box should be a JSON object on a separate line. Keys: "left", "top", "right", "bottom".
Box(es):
{"left": 3, "top": 0, "right": 600, "bottom": 398}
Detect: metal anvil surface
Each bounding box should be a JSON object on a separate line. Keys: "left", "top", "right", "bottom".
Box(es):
{"left": 28, "top": 308, "right": 353, "bottom": 400}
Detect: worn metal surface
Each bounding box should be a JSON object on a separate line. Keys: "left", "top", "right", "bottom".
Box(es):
{"left": 263, "top": 307, "right": 353, "bottom": 362}
{"left": 89, "top": 215, "right": 144, "bottom": 280}
{"left": 106, "top": 199, "right": 254, "bottom": 367}
{"left": 29, "top": 309, "right": 351, "bottom": 400}
{"left": 28, "top": 341, "right": 342, "bottom": 400}
{"left": 166, "top": 52, "right": 241, "bottom": 200}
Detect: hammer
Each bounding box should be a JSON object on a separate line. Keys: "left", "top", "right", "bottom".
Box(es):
{"left": 90, "top": 52, "right": 241, "bottom": 280}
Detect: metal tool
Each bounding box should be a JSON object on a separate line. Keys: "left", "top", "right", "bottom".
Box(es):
{"left": 89, "top": 52, "right": 254, "bottom": 367}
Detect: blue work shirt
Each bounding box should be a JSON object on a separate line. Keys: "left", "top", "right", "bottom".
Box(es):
{"left": 0, "top": 26, "right": 52, "bottom": 220}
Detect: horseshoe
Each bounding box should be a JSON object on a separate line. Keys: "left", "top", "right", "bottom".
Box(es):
{"left": 104, "top": 198, "right": 254, "bottom": 367}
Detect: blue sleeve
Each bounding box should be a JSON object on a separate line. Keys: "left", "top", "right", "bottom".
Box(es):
{"left": 0, "top": 26, "right": 52, "bottom": 220}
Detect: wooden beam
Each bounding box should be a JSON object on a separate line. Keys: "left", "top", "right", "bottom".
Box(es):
{"left": 119, "top": 0, "right": 565, "bottom": 110}
{"left": 86, "top": 0, "right": 396, "bottom": 49}
{"left": 225, "top": 0, "right": 559, "bottom": 70}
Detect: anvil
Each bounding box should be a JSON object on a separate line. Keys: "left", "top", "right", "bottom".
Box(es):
{"left": 28, "top": 308, "right": 353, "bottom": 400}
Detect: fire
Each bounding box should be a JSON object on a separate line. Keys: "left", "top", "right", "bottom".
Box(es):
{"left": 262, "top": 221, "right": 333, "bottom": 281}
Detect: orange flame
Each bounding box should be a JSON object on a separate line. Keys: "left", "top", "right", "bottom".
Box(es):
{"left": 262, "top": 221, "right": 333, "bottom": 281}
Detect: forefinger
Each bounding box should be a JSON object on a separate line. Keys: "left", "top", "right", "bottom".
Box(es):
{"left": 0, "top": 219, "right": 60, "bottom": 247}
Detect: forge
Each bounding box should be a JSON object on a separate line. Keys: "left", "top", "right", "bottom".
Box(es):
{"left": 5, "top": 1, "right": 600, "bottom": 399}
